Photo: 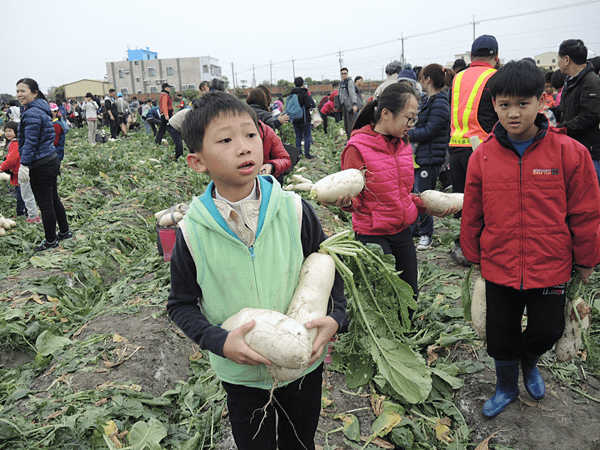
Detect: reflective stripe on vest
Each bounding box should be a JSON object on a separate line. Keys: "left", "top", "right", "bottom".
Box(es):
{"left": 450, "top": 67, "right": 496, "bottom": 147}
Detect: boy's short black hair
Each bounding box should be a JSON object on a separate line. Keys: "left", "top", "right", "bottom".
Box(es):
{"left": 558, "top": 39, "right": 588, "bottom": 65}
{"left": 488, "top": 59, "right": 545, "bottom": 99}
{"left": 294, "top": 77, "right": 304, "bottom": 87}
{"left": 181, "top": 91, "right": 258, "bottom": 154}
{"left": 544, "top": 71, "right": 553, "bottom": 83}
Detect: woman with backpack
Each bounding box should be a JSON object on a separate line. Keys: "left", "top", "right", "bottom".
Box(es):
{"left": 16, "top": 78, "right": 72, "bottom": 252}
{"left": 289, "top": 77, "right": 316, "bottom": 159}
{"left": 246, "top": 87, "right": 289, "bottom": 131}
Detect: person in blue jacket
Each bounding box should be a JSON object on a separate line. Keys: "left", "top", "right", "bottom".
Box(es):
{"left": 146, "top": 104, "right": 161, "bottom": 137}
{"left": 407, "top": 64, "right": 454, "bottom": 250}
{"left": 16, "top": 78, "right": 72, "bottom": 252}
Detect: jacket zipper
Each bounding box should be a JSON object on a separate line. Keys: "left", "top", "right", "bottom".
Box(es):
{"left": 248, "top": 246, "right": 261, "bottom": 306}
{"left": 519, "top": 156, "right": 524, "bottom": 290}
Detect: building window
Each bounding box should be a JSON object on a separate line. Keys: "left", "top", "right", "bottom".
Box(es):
{"left": 186, "top": 84, "right": 196, "bottom": 90}
{"left": 134, "top": 60, "right": 139, "bottom": 65}
{"left": 150, "top": 87, "right": 158, "bottom": 93}
{"left": 136, "top": 77, "right": 141, "bottom": 82}
{"left": 536, "top": 60, "right": 540, "bottom": 64}
{"left": 137, "top": 90, "right": 142, "bottom": 94}
{"left": 121, "top": 88, "right": 128, "bottom": 96}
{"left": 118, "top": 69, "right": 125, "bottom": 79}
{"left": 148, "top": 67, "right": 156, "bottom": 77}
{"left": 166, "top": 66, "right": 174, "bottom": 76}
{"left": 203, "top": 65, "right": 209, "bottom": 73}
{"left": 552, "top": 59, "right": 556, "bottom": 63}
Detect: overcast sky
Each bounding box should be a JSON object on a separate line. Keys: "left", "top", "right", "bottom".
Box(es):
{"left": 4, "top": 0, "right": 599, "bottom": 95}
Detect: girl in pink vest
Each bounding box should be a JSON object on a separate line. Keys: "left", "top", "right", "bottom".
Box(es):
{"left": 327, "top": 83, "right": 457, "bottom": 310}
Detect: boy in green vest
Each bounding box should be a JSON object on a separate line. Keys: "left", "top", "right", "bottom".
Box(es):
{"left": 167, "top": 92, "right": 347, "bottom": 450}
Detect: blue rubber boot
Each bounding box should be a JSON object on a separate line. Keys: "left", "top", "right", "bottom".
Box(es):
{"left": 482, "top": 360, "right": 520, "bottom": 418}
{"left": 521, "top": 352, "right": 545, "bottom": 400}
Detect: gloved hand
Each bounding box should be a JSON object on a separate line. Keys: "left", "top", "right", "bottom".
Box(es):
{"left": 18, "top": 165, "right": 30, "bottom": 184}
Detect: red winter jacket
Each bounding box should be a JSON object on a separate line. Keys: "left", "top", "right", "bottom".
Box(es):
{"left": 259, "top": 121, "right": 290, "bottom": 177}
{"left": 341, "top": 125, "right": 420, "bottom": 235}
{"left": 0, "top": 140, "right": 20, "bottom": 186}
{"left": 460, "top": 116, "right": 600, "bottom": 290}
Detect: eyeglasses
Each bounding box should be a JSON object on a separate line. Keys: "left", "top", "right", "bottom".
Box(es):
{"left": 401, "top": 114, "right": 418, "bottom": 126}
{"left": 341, "top": 72, "right": 348, "bottom": 75}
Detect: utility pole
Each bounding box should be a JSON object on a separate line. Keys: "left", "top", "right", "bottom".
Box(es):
{"left": 252, "top": 65, "right": 256, "bottom": 88}
{"left": 231, "top": 62, "right": 235, "bottom": 90}
{"left": 338, "top": 49, "right": 343, "bottom": 70}
{"left": 471, "top": 15, "right": 479, "bottom": 40}
{"left": 400, "top": 34, "right": 406, "bottom": 68}
{"left": 292, "top": 58, "right": 296, "bottom": 79}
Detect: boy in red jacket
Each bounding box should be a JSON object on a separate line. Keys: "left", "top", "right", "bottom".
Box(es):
{"left": 460, "top": 60, "right": 600, "bottom": 418}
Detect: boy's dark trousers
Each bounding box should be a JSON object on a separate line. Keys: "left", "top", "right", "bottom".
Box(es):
{"left": 222, "top": 364, "right": 323, "bottom": 450}
{"left": 485, "top": 280, "right": 566, "bottom": 360}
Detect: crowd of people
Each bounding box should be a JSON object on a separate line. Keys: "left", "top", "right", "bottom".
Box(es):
{"left": 2, "top": 35, "right": 600, "bottom": 447}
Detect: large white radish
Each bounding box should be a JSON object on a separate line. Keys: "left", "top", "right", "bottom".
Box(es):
{"left": 286, "top": 252, "right": 336, "bottom": 340}
{"left": 309, "top": 169, "right": 365, "bottom": 203}
{"left": 555, "top": 298, "right": 591, "bottom": 361}
{"left": 290, "top": 174, "right": 313, "bottom": 185}
{"left": 154, "top": 203, "right": 188, "bottom": 219}
{"left": 268, "top": 252, "right": 337, "bottom": 382}
{"left": 221, "top": 308, "right": 312, "bottom": 369}
{"left": 471, "top": 276, "right": 486, "bottom": 341}
{"left": 157, "top": 211, "right": 184, "bottom": 227}
{"left": 419, "top": 190, "right": 464, "bottom": 214}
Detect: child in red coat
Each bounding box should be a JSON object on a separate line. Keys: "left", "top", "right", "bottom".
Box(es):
{"left": 460, "top": 60, "right": 600, "bottom": 418}
{"left": 1, "top": 121, "right": 40, "bottom": 222}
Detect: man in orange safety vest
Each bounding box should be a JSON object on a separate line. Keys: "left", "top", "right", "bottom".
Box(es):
{"left": 449, "top": 34, "right": 500, "bottom": 264}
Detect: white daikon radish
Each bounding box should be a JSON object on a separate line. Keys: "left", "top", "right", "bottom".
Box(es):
{"left": 157, "top": 211, "right": 184, "bottom": 227}
{"left": 290, "top": 182, "right": 314, "bottom": 192}
{"left": 154, "top": 203, "right": 188, "bottom": 219}
{"left": 221, "top": 308, "right": 312, "bottom": 369}
{"left": 291, "top": 174, "right": 313, "bottom": 185}
{"left": 419, "top": 190, "right": 464, "bottom": 214}
{"left": 471, "top": 276, "right": 486, "bottom": 341}
{"left": 555, "top": 298, "right": 591, "bottom": 361}
{"left": 309, "top": 169, "right": 365, "bottom": 203}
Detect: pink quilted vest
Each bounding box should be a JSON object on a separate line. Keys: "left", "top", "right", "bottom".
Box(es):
{"left": 345, "top": 125, "right": 418, "bottom": 235}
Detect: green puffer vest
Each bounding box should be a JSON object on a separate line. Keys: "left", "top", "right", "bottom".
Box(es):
{"left": 184, "top": 176, "right": 320, "bottom": 388}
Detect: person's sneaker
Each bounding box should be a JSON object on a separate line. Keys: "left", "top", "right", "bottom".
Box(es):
{"left": 27, "top": 216, "right": 42, "bottom": 224}
{"left": 417, "top": 235, "right": 432, "bottom": 250}
{"left": 33, "top": 239, "right": 58, "bottom": 252}
{"left": 305, "top": 154, "right": 316, "bottom": 160}
{"left": 57, "top": 230, "right": 73, "bottom": 241}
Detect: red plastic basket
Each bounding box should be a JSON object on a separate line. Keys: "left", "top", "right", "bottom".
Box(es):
{"left": 157, "top": 226, "right": 177, "bottom": 261}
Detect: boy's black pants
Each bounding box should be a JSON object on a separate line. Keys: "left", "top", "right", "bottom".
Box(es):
{"left": 485, "top": 280, "right": 566, "bottom": 360}
{"left": 222, "top": 364, "right": 323, "bottom": 450}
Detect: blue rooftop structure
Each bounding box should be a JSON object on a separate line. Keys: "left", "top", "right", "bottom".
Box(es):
{"left": 127, "top": 47, "right": 158, "bottom": 61}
